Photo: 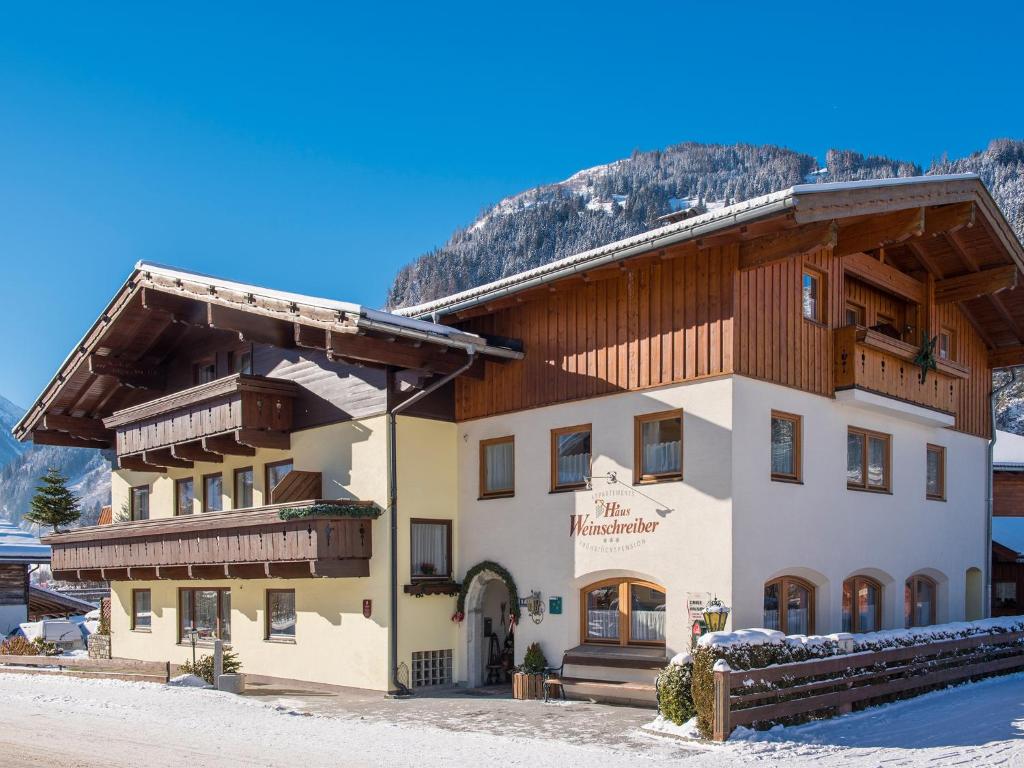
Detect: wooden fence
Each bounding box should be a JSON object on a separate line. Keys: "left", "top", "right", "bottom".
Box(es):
{"left": 0, "top": 655, "right": 171, "bottom": 684}
{"left": 712, "top": 629, "right": 1024, "bottom": 741}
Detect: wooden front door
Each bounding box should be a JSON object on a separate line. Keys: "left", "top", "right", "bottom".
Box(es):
{"left": 580, "top": 578, "right": 666, "bottom": 646}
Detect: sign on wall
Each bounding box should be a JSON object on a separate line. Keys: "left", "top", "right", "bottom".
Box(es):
{"left": 686, "top": 592, "right": 712, "bottom": 623}
{"left": 570, "top": 487, "right": 663, "bottom": 554}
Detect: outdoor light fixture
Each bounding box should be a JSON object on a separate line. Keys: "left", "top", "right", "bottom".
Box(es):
{"left": 702, "top": 596, "right": 730, "bottom": 633}
{"left": 525, "top": 590, "right": 545, "bottom": 624}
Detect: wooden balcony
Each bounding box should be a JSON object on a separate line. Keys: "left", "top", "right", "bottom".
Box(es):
{"left": 42, "top": 500, "right": 379, "bottom": 581}
{"left": 833, "top": 326, "right": 969, "bottom": 416}
{"left": 102, "top": 374, "right": 298, "bottom": 468}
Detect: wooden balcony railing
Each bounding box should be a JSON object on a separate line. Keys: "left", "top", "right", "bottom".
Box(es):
{"left": 833, "top": 326, "right": 969, "bottom": 414}
{"left": 42, "top": 500, "right": 379, "bottom": 581}
{"left": 103, "top": 373, "right": 298, "bottom": 464}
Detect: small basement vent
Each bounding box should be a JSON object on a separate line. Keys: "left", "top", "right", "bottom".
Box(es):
{"left": 411, "top": 649, "right": 453, "bottom": 688}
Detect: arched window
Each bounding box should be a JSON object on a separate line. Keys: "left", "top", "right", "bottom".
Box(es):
{"left": 581, "top": 578, "right": 665, "bottom": 646}
{"left": 763, "top": 576, "right": 815, "bottom": 635}
{"left": 842, "top": 576, "right": 882, "bottom": 633}
{"left": 905, "top": 575, "right": 937, "bottom": 627}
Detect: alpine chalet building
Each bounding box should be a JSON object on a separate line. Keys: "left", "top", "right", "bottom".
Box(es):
{"left": 16, "top": 174, "right": 1024, "bottom": 702}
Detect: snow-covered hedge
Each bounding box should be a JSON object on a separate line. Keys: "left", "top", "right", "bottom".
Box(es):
{"left": 690, "top": 615, "right": 1024, "bottom": 740}
{"left": 655, "top": 652, "right": 694, "bottom": 725}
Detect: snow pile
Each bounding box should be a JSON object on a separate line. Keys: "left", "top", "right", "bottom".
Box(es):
{"left": 668, "top": 652, "right": 692, "bottom": 666}
{"left": 642, "top": 714, "right": 704, "bottom": 741}
{"left": 168, "top": 674, "right": 212, "bottom": 689}
{"left": 698, "top": 628, "right": 785, "bottom": 649}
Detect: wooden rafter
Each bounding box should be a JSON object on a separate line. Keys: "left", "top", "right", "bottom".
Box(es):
{"left": 835, "top": 208, "right": 925, "bottom": 257}
{"left": 87, "top": 355, "right": 165, "bottom": 390}
{"left": 201, "top": 434, "right": 255, "bottom": 456}
{"left": 989, "top": 346, "right": 1024, "bottom": 369}
{"left": 923, "top": 201, "right": 975, "bottom": 238}
{"left": 843, "top": 252, "right": 925, "bottom": 304}
{"left": 935, "top": 266, "right": 1018, "bottom": 304}
{"left": 41, "top": 414, "right": 111, "bottom": 440}
{"left": 739, "top": 221, "right": 837, "bottom": 271}
{"left": 119, "top": 454, "right": 166, "bottom": 473}
{"left": 946, "top": 229, "right": 1024, "bottom": 344}
{"left": 31, "top": 430, "right": 111, "bottom": 449}
{"left": 142, "top": 448, "right": 193, "bottom": 469}
{"left": 171, "top": 442, "right": 224, "bottom": 464}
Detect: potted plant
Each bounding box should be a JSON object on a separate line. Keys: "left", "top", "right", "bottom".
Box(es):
{"left": 418, "top": 562, "right": 437, "bottom": 577}
{"left": 512, "top": 642, "right": 547, "bottom": 700}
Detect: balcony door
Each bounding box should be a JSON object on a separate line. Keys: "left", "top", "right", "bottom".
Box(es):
{"left": 581, "top": 578, "right": 666, "bottom": 646}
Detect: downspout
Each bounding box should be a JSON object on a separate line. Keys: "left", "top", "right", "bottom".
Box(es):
{"left": 987, "top": 367, "right": 1020, "bottom": 618}
{"left": 387, "top": 349, "right": 477, "bottom": 696}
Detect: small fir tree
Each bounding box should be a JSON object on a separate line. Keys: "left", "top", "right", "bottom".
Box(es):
{"left": 24, "top": 468, "right": 81, "bottom": 533}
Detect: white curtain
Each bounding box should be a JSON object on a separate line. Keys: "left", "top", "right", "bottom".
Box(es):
{"left": 631, "top": 610, "right": 666, "bottom": 641}
{"left": 411, "top": 523, "right": 448, "bottom": 577}
{"left": 558, "top": 452, "right": 590, "bottom": 485}
{"left": 484, "top": 442, "right": 514, "bottom": 493}
{"left": 786, "top": 608, "right": 809, "bottom": 635}
{"left": 587, "top": 609, "right": 619, "bottom": 639}
{"left": 763, "top": 609, "right": 780, "bottom": 631}
{"left": 643, "top": 441, "right": 680, "bottom": 475}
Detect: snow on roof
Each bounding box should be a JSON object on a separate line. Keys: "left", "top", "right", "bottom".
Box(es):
{"left": 396, "top": 174, "right": 984, "bottom": 319}
{"left": 994, "top": 430, "right": 1024, "bottom": 470}
{"left": 0, "top": 520, "right": 50, "bottom": 564}
{"left": 994, "top": 517, "right": 1024, "bottom": 555}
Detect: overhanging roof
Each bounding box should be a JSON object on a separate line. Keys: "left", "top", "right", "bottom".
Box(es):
{"left": 0, "top": 522, "right": 51, "bottom": 565}
{"left": 396, "top": 174, "right": 1024, "bottom": 321}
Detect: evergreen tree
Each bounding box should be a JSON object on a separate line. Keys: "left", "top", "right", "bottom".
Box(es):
{"left": 24, "top": 468, "right": 81, "bottom": 533}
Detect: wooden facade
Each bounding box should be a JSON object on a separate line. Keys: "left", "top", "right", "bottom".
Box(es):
{"left": 994, "top": 471, "right": 1024, "bottom": 517}
{"left": 0, "top": 564, "right": 28, "bottom": 609}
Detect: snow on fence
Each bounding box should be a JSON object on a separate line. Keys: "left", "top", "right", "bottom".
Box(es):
{"left": 0, "top": 655, "right": 171, "bottom": 684}
{"left": 702, "top": 616, "right": 1024, "bottom": 741}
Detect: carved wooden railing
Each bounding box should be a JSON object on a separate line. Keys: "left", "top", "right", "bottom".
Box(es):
{"left": 833, "top": 326, "right": 969, "bottom": 414}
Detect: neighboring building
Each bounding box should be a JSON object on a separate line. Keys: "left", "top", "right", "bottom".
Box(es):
{"left": 992, "top": 430, "right": 1024, "bottom": 616}
{"left": 14, "top": 174, "right": 1024, "bottom": 701}
{"left": 0, "top": 522, "right": 51, "bottom": 635}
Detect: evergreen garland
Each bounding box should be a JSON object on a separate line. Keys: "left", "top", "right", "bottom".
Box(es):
{"left": 453, "top": 560, "right": 520, "bottom": 623}
{"left": 277, "top": 503, "right": 382, "bottom": 521}
{"left": 914, "top": 335, "right": 939, "bottom": 383}
{"left": 24, "top": 467, "right": 81, "bottom": 533}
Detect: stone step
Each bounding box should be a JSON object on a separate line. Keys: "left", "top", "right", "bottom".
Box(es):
{"left": 561, "top": 677, "right": 658, "bottom": 707}
{"left": 563, "top": 663, "right": 659, "bottom": 684}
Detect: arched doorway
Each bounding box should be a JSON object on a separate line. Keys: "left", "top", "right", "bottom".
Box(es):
{"left": 463, "top": 568, "right": 515, "bottom": 688}
{"left": 580, "top": 578, "right": 666, "bottom": 646}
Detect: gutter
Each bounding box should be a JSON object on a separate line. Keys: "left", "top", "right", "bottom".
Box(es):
{"left": 987, "top": 368, "right": 1021, "bottom": 618}
{"left": 386, "top": 349, "right": 477, "bottom": 696}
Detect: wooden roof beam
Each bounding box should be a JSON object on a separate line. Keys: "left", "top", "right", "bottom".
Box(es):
{"left": 989, "top": 346, "right": 1024, "bottom": 369}
{"left": 118, "top": 454, "right": 167, "bottom": 473}
{"left": 141, "top": 287, "right": 206, "bottom": 325}
{"left": 923, "top": 201, "right": 975, "bottom": 238}
{"left": 207, "top": 303, "right": 294, "bottom": 348}
{"left": 41, "top": 414, "right": 112, "bottom": 441}
{"left": 327, "top": 328, "right": 470, "bottom": 375}
{"left": 935, "top": 265, "right": 1018, "bottom": 304}
{"left": 946, "top": 228, "right": 1024, "bottom": 344}
{"left": 142, "top": 448, "right": 193, "bottom": 469}
{"left": 31, "top": 430, "right": 112, "bottom": 450}
{"left": 739, "top": 221, "right": 837, "bottom": 271}
{"left": 843, "top": 252, "right": 925, "bottom": 304}
{"left": 171, "top": 442, "right": 223, "bottom": 464}
{"left": 834, "top": 207, "right": 925, "bottom": 257}
{"left": 87, "top": 355, "right": 165, "bottom": 390}
{"left": 201, "top": 434, "right": 256, "bottom": 456}
{"left": 235, "top": 428, "right": 290, "bottom": 451}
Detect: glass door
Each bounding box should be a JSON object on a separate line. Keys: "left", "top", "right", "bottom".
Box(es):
{"left": 581, "top": 579, "right": 666, "bottom": 646}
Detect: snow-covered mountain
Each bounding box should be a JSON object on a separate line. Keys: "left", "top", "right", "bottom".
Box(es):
{"left": 0, "top": 396, "right": 29, "bottom": 469}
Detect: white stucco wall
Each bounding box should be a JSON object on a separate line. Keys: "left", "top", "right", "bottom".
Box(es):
{"left": 730, "top": 375, "right": 988, "bottom": 634}
{"left": 455, "top": 377, "right": 735, "bottom": 680}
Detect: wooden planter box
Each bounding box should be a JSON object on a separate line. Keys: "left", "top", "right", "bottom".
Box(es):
{"left": 512, "top": 672, "right": 544, "bottom": 700}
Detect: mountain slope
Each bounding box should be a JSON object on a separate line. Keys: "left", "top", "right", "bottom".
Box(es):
{"left": 0, "top": 396, "right": 29, "bottom": 469}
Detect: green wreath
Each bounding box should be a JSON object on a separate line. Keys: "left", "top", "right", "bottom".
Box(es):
{"left": 914, "top": 335, "right": 939, "bottom": 384}
{"left": 452, "top": 560, "right": 520, "bottom": 624}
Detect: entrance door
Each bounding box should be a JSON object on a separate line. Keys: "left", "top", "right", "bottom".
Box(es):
{"left": 581, "top": 579, "right": 666, "bottom": 646}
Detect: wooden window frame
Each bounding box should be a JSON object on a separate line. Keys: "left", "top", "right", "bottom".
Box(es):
{"left": 130, "top": 485, "right": 150, "bottom": 521}
{"left": 763, "top": 575, "right": 816, "bottom": 635}
{"left": 234, "top": 466, "right": 254, "bottom": 510}
{"left": 770, "top": 410, "right": 803, "bottom": 483}
{"left": 579, "top": 577, "right": 666, "bottom": 647}
{"left": 801, "top": 267, "right": 826, "bottom": 325}
{"left": 202, "top": 472, "right": 223, "bottom": 513}
{"left": 844, "top": 301, "right": 865, "bottom": 328}
{"left": 842, "top": 575, "right": 882, "bottom": 633}
{"left": 550, "top": 423, "right": 593, "bottom": 493}
{"left": 847, "top": 426, "right": 892, "bottom": 493}
{"left": 265, "top": 589, "right": 296, "bottom": 642}
{"left": 264, "top": 459, "right": 294, "bottom": 505}
{"left": 131, "top": 588, "right": 152, "bottom": 632}
{"left": 409, "top": 518, "right": 453, "bottom": 582}
{"left": 174, "top": 477, "right": 194, "bottom": 517}
{"left": 633, "top": 409, "right": 684, "bottom": 484}
{"left": 926, "top": 444, "right": 946, "bottom": 501}
{"left": 192, "top": 355, "right": 217, "bottom": 386}
{"left": 905, "top": 574, "right": 937, "bottom": 628}
{"left": 479, "top": 436, "right": 515, "bottom": 499}
{"left": 229, "top": 346, "right": 254, "bottom": 375}
{"left": 178, "top": 587, "right": 231, "bottom": 644}
{"left": 938, "top": 327, "right": 955, "bottom": 362}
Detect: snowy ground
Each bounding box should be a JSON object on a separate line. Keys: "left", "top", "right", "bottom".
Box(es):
{"left": 0, "top": 672, "right": 1022, "bottom": 767}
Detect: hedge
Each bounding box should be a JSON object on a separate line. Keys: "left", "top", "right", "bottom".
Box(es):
{"left": 656, "top": 653, "right": 695, "bottom": 725}
{"left": 277, "top": 503, "right": 382, "bottom": 521}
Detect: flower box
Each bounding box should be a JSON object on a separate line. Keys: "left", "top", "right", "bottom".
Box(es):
{"left": 512, "top": 671, "right": 544, "bottom": 700}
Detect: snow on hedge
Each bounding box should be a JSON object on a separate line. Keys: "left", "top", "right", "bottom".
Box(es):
{"left": 698, "top": 614, "right": 1024, "bottom": 655}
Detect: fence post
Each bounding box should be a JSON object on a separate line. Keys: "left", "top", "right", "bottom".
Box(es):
{"left": 165, "top": 661, "right": 171, "bottom": 683}
{"left": 213, "top": 639, "right": 224, "bottom": 687}
{"left": 713, "top": 665, "right": 732, "bottom": 742}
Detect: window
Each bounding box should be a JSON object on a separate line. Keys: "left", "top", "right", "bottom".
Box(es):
{"left": 265, "top": 460, "right": 293, "bottom": 504}
{"left": 847, "top": 427, "right": 891, "bottom": 492}
{"left": 410, "top": 519, "right": 451, "bottom": 580}
{"left": 874, "top": 313, "right": 900, "bottom": 339}
{"left": 926, "top": 445, "right": 945, "bottom": 501}
{"left": 581, "top": 578, "right": 666, "bottom": 646}
{"left": 938, "top": 328, "right": 954, "bottom": 361}
{"left": 175, "top": 478, "right": 194, "bottom": 516}
{"left": 132, "top": 589, "right": 152, "bottom": 631}
{"left": 905, "top": 575, "right": 937, "bottom": 627}
{"left": 179, "top": 588, "right": 231, "bottom": 643}
{"left": 479, "top": 436, "right": 514, "bottom": 498}
{"left": 634, "top": 410, "right": 683, "bottom": 483}
{"left": 770, "top": 411, "right": 802, "bottom": 482}
{"left": 844, "top": 302, "right": 864, "bottom": 327}
{"left": 802, "top": 269, "right": 824, "bottom": 323}
{"left": 411, "top": 649, "right": 453, "bottom": 688}
{"left": 203, "top": 473, "right": 223, "bottom": 513}
{"left": 130, "top": 486, "right": 150, "bottom": 521}
{"left": 842, "top": 576, "right": 882, "bottom": 633}
{"left": 551, "top": 424, "right": 592, "bottom": 491}
{"left": 266, "top": 590, "right": 296, "bottom": 641}
{"left": 994, "top": 582, "right": 1018, "bottom": 611}
{"left": 763, "top": 576, "right": 815, "bottom": 635}
{"left": 230, "top": 348, "right": 253, "bottom": 375}
{"left": 234, "top": 467, "right": 254, "bottom": 509}
{"left": 194, "top": 358, "right": 217, "bottom": 385}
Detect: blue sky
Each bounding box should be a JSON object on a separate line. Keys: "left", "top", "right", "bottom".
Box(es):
{"left": 1, "top": 1, "right": 1022, "bottom": 409}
